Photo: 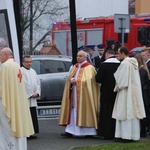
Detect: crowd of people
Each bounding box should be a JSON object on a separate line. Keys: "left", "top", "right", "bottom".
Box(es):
{"left": 0, "top": 41, "right": 150, "bottom": 149}
{"left": 59, "top": 43, "right": 150, "bottom": 143}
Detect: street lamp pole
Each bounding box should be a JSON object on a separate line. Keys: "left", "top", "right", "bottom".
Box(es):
{"left": 29, "top": 0, "right": 33, "bottom": 54}
{"left": 69, "top": 0, "right": 77, "bottom": 65}
{"left": 12, "top": 0, "right": 23, "bottom": 64}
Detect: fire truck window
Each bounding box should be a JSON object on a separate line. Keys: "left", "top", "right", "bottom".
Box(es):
{"left": 138, "top": 27, "right": 150, "bottom": 46}
{"left": 118, "top": 33, "right": 128, "bottom": 43}
{"left": 147, "top": 27, "right": 150, "bottom": 45}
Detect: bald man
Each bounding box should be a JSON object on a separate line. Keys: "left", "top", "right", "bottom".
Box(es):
{"left": 59, "top": 50, "right": 100, "bottom": 137}
{"left": 0, "top": 48, "right": 34, "bottom": 150}
{"left": 0, "top": 47, "right": 13, "bottom": 63}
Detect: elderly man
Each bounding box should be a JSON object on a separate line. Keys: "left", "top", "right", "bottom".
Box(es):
{"left": 0, "top": 47, "right": 34, "bottom": 150}
{"left": 112, "top": 46, "right": 145, "bottom": 142}
{"left": 59, "top": 50, "right": 100, "bottom": 137}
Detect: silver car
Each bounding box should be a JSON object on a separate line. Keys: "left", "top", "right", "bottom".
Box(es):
{"left": 31, "top": 55, "right": 72, "bottom": 105}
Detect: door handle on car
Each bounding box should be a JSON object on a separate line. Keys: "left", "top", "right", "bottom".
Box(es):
{"left": 64, "top": 76, "right": 68, "bottom": 80}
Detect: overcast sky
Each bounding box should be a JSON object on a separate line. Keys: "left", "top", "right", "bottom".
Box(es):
{"left": 64, "top": 0, "right": 128, "bottom": 19}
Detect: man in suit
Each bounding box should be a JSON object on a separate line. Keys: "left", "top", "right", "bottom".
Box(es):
{"left": 84, "top": 45, "right": 95, "bottom": 65}
{"left": 94, "top": 44, "right": 105, "bottom": 69}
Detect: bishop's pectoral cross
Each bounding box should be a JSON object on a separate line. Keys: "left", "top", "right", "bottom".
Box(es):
{"left": 17, "top": 69, "right": 22, "bottom": 83}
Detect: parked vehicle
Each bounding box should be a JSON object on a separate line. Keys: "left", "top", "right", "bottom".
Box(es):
{"left": 31, "top": 55, "right": 72, "bottom": 105}
{"left": 52, "top": 14, "right": 150, "bottom": 56}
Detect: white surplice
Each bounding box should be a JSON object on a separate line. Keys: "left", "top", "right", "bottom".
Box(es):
{"left": 112, "top": 57, "right": 146, "bottom": 140}
{"left": 65, "top": 61, "right": 97, "bottom": 136}
{"left": 21, "top": 67, "right": 41, "bottom": 107}
{"left": 0, "top": 100, "right": 27, "bottom": 150}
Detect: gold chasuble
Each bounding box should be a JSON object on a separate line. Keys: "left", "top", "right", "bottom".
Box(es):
{"left": 59, "top": 62, "right": 100, "bottom": 129}
{"left": 0, "top": 59, "right": 34, "bottom": 137}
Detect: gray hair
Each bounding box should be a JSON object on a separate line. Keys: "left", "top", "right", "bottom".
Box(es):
{"left": 78, "top": 50, "right": 87, "bottom": 57}
{"left": 1, "top": 47, "right": 13, "bottom": 56}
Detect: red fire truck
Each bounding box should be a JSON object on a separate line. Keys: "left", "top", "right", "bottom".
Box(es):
{"left": 52, "top": 15, "right": 150, "bottom": 56}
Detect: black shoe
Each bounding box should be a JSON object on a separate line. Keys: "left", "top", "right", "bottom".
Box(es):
{"left": 114, "top": 138, "right": 133, "bottom": 143}
{"left": 61, "top": 132, "right": 73, "bottom": 137}
{"left": 94, "top": 135, "right": 104, "bottom": 139}
{"left": 121, "top": 139, "right": 133, "bottom": 143}
{"left": 27, "top": 135, "right": 37, "bottom": 139}
{"left": 84, "top": 135, "right": 94, "bottom": 138}
{"left": 104, "top": 137, "right": 114, "bottom": 140}
{"left": 114, "top": 138, "right": 122, "bottom": 142}
{"left": 141, "top": 133, "right": 146, "bottom": 138}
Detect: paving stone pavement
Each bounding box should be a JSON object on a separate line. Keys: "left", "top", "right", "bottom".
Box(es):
{"left": 27, "top": 118, "right": 112, "bottom": 150}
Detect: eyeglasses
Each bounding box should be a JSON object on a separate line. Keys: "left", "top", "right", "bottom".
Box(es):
{"left": 23, "top": 61, "right": 32, "bottom": 63}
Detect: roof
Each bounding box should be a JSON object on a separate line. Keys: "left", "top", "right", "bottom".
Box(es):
{"left": 39, "top": 43, "right": 61, "bottom": 55}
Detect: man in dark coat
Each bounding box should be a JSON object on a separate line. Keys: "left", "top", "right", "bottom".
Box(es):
{"left": 141, "top": 47, "right": 150, "bottom": 134}
{"left": 95, "top": 50, "right": 120, "bottom": 140}
{"left": 94, "top": 44, "right": 105, "bottom": 69}
{"left": 84, "top": 45, "right": 95, "bottom": 65}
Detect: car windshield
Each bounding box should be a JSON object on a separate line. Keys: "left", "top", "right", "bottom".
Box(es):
{"left": 32, "top": 59, "right": 71, "bottom": 75}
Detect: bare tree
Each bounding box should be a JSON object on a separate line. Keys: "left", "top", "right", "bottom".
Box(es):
{"left": 129, "top": 0, "right": 135, "bottom": 14}
{"left": 21, "top": 0, "right": 69, "bottom": 53}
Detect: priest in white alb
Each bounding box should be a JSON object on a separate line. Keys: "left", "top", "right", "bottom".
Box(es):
{"left": 21, "top": 55, "right": 41, "bottom": 138}
{"left": 112, "top": 46, "right": 146, "bottom": 141}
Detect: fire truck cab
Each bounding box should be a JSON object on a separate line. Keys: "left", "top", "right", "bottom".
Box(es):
{"left": 52, "top": 15, "right": 150, "bottom": 56}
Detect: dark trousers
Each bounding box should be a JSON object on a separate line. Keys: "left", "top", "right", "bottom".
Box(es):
{"left": 140, "top": 118, "right": 147, "bottom": 136}
{"left": 30, "top": 107, "right": 39, "bottom": 133}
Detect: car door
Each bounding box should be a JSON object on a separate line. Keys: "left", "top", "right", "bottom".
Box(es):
{"left": 32, "top": 58, "right": 70, "bottom": 103}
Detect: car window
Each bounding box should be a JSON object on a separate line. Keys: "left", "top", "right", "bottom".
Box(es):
{"left": 32, "top": 59, "right": 71, "bottom": 74}
{"left": 32, "top": 60, "right": 40, "bottom": 74}
{"left": 41, "top": 60, "right": 69, "bottom": 74}
{"left": 64, "top": 61, "right": 72, "bottom": 71}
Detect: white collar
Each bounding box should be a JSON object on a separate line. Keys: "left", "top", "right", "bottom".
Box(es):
{"left": 146, "top": 58, "right": 150, "bottom": 63}
{"left": 104, "top": 57, "right": 120, "bottom": 63}
{"left": 78, "top": 60, "right": 87, "bottom": 67}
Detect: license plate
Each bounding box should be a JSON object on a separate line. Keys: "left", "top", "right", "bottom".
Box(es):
{"left": 37, "top": 106, "right": 60, "bottom": 118}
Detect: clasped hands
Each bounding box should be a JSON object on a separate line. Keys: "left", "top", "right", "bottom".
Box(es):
{"left": 32, "top": 93, "right": 39, "bottom": 98}
{"left": 70, "top": 78, "right": 76, "bottom": 85}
